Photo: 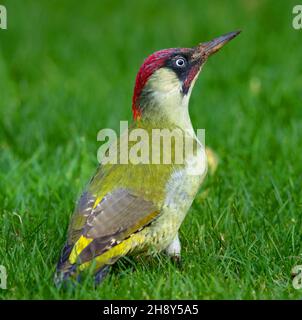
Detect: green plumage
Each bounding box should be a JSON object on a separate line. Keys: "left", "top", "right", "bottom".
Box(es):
{"left": 55, "top": 31, "right": 239, "bottom": 284}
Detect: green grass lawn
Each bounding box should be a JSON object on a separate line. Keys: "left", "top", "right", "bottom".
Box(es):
{"left": 1, "top": 0, "right": 302, "bottom": 299}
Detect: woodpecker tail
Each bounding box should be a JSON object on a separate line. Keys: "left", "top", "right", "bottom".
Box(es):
{"left": 54, "top": 243, "right": 76, "bottom": 286}
{"left": 94, "top": 265, "right": 111, "bottom": 286}
{"left": 54, "top": 243, "right": 111, "bottom": 286}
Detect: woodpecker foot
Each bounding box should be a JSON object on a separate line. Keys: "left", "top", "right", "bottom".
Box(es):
{"left": 165, "top": 234, "right": 181, "bottom": 261}
{"left": 170, "top": 255, "right": 182, "bottom": 267}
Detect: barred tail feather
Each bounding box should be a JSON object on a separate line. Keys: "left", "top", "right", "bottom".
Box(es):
{"left": 54, "top": 242, "right": 112, "bottom": 286}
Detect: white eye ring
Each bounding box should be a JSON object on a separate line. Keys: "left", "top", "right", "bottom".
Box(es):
{"left": 175, "top": 58, "right": 186, "bottom": 67}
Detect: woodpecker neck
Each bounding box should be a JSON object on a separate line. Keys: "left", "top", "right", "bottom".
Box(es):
{"left": 132, "top": 67, "right": 199, "bottom": 133}
{"left": 139, "top": 92, "right": 193, "bottom": 131}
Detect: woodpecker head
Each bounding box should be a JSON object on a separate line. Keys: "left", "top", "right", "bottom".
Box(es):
{"left": 132, "top": 31, "right": 240, "bottom": 126}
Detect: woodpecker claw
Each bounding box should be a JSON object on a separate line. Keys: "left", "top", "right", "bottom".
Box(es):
{"left": 171, "top": 255, "right": 182, "bottom": 267}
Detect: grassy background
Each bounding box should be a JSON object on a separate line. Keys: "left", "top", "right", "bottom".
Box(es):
{"left": 0, "top": 0, "right": 302, "bottom": 299}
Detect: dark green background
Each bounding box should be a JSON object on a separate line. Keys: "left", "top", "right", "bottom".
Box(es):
{"left": 0, "top": 0, "right": 302, "bottom": 299}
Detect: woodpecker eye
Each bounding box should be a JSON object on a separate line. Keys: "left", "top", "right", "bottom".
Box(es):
{"left": 175, "top": 57, "right": 187, "bottom": 68}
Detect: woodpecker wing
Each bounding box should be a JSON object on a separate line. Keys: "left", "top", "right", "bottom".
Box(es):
{"left": 69, "top": 187, "right": 158, "bottom": 264}
{"left": 57, "top": 159, "right": 177, "bottom": 274}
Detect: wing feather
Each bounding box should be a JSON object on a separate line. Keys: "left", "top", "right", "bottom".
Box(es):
{"left": 65, "top": 187, "right": 159, "bottom": 265}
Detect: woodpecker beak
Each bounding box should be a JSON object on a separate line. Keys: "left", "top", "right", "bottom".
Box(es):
{"left": 193, "top": 30, "right": 241, "bottom": 60}
{"left": 182, "top": 31, "right": 240, "bottom": 94}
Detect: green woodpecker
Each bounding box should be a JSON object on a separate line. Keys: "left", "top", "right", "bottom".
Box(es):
{"left": 55, "top": 31, "right": 240, "bottom": 285}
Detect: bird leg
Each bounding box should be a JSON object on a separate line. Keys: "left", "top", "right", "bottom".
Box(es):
{"left": 165, "top": 233, "right": 181, "bottom": 263}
